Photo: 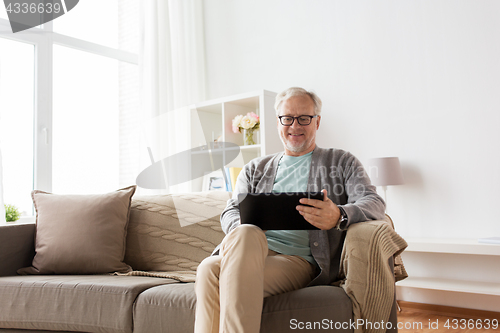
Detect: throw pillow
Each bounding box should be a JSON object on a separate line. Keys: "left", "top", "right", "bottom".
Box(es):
{"left": 18, "top": 186, "right": 136, "bottom": 275}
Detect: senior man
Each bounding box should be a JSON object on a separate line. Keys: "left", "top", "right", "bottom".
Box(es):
{"left": 194, "top": 87, "right": 385, "bottom": 333}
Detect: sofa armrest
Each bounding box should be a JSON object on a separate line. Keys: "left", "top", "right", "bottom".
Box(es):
{"left": 339, "top": 217, "right": 407, "bottom": 333}
{"left": 0, "top": 223, "right": 36, "bottom": 276}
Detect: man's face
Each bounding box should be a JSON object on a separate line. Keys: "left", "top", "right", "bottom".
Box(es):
{"left": 277, "top": 95, "right": 320, "bottom": 156}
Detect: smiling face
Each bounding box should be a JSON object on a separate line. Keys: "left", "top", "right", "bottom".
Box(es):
{"left": 277, "top": 95, "right": 321, "bottom": 156}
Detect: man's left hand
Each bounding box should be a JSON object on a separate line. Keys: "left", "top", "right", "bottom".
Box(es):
{"left": 296, "top": 189, "right": 340, "bottom": 230}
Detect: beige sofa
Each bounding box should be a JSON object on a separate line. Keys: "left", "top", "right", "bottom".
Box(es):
{"left": 0, "top": 191, "right": 407, "bottom": 333}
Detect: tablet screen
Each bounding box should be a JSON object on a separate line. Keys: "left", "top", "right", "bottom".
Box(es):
{"left": 238, "top": 192, "right": 323, "bottom": 230}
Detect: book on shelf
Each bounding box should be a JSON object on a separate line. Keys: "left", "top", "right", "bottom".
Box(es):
{"left": 229, "top": 167, "right": 242, "bottom": 191}
{"left": 224, "top": 168, "right": 231, "bottom": 191}
{"left": 224, "top": 167, "right": 243, "bottom": 191}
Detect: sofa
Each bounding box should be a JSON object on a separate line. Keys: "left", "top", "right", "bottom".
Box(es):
{"left": 0, "top": 190, "right": 407, "bottom": 333}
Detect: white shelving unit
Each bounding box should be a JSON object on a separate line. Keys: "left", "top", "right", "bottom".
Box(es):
{"left": 404, "top": 237, "right": 500, "bottom": 256}
{"left": 397, "top": 277, "right": 500, "bottom": 296}
{"left": 188, "top": 90, "right": 281, "bottom": 191}
{"left": 397, "top": 238, "right": 500, "bottom": 311}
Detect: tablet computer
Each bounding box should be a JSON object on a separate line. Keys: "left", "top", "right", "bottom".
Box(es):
{"left": 238, "top": 192, "right": 323, "bottom": 230}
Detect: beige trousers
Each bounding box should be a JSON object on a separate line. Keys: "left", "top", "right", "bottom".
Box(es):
{"left": 194, "top": 224, "right": 315, "bottom": 333}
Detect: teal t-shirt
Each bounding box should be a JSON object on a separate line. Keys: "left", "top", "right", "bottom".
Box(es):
{"left": 266, "top": 151, "right": 317, "bottom": 266}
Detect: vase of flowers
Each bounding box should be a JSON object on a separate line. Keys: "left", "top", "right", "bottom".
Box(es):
{"left": 232, "top": 112, "right": 260, "bottom": 145}
{"left": 243, "top": 128, "right": 255, "bottom": 146}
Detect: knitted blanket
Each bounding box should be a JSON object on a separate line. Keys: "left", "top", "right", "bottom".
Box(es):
{"left": 114, "top": 270, "right": 196, "bottom": 282}
{"left": 339, "top": 216, "right": 407, "bottom": 333}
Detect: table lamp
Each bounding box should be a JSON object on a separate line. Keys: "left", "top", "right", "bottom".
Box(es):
{"left": 367, "top": 157, "right": 404, "bottom": 210}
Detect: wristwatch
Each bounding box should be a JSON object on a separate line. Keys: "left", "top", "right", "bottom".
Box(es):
{"left": 335, "top": 206, "right": 348, "bottom": 231}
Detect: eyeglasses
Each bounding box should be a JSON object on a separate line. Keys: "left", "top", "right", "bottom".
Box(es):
{"left": 278, "top": 115, "right": 318, "bottom": 126}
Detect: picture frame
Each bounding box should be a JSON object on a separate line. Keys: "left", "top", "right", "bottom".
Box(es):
{"left": 202, "top": 170, "right": 226, "bottom": 191}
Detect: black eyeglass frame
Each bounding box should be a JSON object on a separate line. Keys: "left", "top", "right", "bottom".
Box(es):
{"left": 278, "top": 115, "right": 318, "bottom": 126}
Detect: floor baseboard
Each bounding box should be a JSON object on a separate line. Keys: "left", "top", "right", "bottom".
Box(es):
{"left": 398, "top": 301, "right": 500, "bottom": 320}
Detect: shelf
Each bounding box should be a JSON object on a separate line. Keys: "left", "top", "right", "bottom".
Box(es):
{"left": 194, "top": 90, "right": 275, "bottom": 112}
{"left": 397, "top": 277, "right": 500, "bottom": 296}
{"left": 399, "top": 239, "right": 500, "bottom": 309}
{"left": 404, "top": 238, "right": 500, "bottom": 256}
{"left": 186, "top": 90, "right": 279, "bottom": 192}
{"left": 190, "top": 144, "right": 261, "bottom": 155}
{"left": 240, "top": 144, "right": 261, "bottom": 151}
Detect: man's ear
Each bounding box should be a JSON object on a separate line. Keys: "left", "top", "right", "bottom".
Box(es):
{"left": 316, "top": 115, "right": 321, "bottom": 130}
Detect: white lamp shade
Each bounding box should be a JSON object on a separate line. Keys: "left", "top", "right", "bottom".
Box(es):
{"left": 367, "top": 157, "right": 404, "bottom": 186}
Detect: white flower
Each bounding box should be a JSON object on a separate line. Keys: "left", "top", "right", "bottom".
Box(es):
{"left": 232, "top": 115, "right": 244, "bottom": 133}
{"left": 240, "top": 115, "right": 257, "bottom": 129}
{"left": 232, "top": 115, "right": 243, "bottom": 127}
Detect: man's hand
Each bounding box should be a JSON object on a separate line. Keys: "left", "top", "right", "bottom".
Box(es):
{"left": 296, "top": 189, "right": 340, "bottom": 230}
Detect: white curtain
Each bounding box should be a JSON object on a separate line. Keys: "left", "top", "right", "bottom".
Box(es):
{"left": 0, "top": 146, "right": 5, "bottom": 224}
{"left": 139, "top": 0, "right": 207, "bottom": 194}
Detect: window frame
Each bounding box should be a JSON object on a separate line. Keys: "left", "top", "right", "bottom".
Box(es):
{"left": 0, "top": 17, "right": 138, "bottom": 221}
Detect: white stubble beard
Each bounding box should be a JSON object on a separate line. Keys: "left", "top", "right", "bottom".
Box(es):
{"left": 279, "top": 132, "right": 311, "bottom": 154}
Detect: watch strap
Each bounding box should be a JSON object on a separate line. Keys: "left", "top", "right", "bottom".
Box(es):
{"left": 336, "top": 206, "right": 348, "bottom": 231}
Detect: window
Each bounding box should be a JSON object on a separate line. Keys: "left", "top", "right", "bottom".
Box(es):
{"left": 0, "top": 0, "right": 139, "bottom": 220}
{"left": 0, "top": 39, "right": 35, "bottom": 216}
{"left": 52, "top": 46, "right": 120, "bottom": 194}
{"left": 53, "top": 0, "right": 119, "bottom": 49}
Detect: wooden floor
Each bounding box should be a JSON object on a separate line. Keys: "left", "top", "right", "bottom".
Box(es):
{"left": 397, "top": 302, "right": 500, "bottom": 333}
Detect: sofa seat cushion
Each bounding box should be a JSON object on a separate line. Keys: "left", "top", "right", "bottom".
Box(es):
{"left": 133, "top": 283, "right": 353, "bottom": 333}
{"left": 262, "top": 285, "right": 354, "bottom": 333}
{"left": 0, "top": 275, "right": 178, "bottom": 333}
{"left": 133, "top": 283, "right": 197, "bottom": 333}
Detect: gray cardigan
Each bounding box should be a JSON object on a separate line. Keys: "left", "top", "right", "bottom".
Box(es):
{"left": 219, "top": 146, "right": 386, "bottom": 286}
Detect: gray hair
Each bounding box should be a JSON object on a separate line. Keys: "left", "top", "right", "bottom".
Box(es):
{"left": 274, "top": 87, "right": 322, "bottom": 116}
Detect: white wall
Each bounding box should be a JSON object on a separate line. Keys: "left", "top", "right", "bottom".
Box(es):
{"left": 203, "top": 0, "right": 500, "bottom": 240}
